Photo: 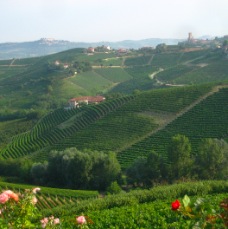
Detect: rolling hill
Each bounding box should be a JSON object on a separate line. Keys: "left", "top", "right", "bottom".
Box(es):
{"left": 0, "top": 44, "right": 228, "bottom": 228}
{"left": 0, "top": 47, "right": 228, "bottom": 158}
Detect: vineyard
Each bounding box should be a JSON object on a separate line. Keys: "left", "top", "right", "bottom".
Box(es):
{"left": 0, "top": 181, "right": 98, "bottom": 211}
{"left": 94, "top": 68, "right": 132, "bottom": 83}
{"left": 0, "top": 180, "right": 227, "bottom": 228}
{"left": 124, "top": 55, "right": 152, "bottom": 66}
{"left": 39, "top": 180, "right": 228, "bottom": 228}
{"left": 172, "top": 60, "right": 228, "bottom": 84}
{"left": 117, "top": 86, "right": 228, "bottom": 168}
{"left": 0, "top": 45, "right": 228, "bottom": 228}
{"left": 0, "top": 95, "right": 135, "bottom": 160}
{"left": 0, "top": 84, "right": 222, "bottom": 164}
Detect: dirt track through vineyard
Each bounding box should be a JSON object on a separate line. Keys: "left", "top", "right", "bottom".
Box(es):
{"left": 117, "top": 85, "right": 228, "bottom": 153}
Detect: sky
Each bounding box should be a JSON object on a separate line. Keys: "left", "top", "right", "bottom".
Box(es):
{"left": 1, "top": 0, "right": 228, "bottom": 43}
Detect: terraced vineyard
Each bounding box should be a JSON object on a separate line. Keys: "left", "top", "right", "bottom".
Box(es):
{"left": 0, "top": 95, "right": 135, "bottom": 160}
{"left": 52, "top": 85, "right": 212, "bottom": 154}
{"left": 1, "top": 83, "right": 226, "bottom": 169}
{"left": 117, "top": 86, "right": 228, "bottom": 168}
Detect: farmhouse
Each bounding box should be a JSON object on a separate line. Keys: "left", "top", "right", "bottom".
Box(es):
{"left": 87, "top": 47, "right": 95, "bottom": 53}
{"left": 68, "top": 95, "right": 105, "bottom": 108}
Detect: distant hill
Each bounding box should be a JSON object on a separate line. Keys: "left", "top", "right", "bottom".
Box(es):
{"left": 0, "top": 37, "right": 183, "bottom": 59}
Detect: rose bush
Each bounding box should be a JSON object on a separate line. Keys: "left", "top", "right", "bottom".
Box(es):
{"left": 0, "top": 188, "right": 40, "bottom": 228}
{"left": 0, "top": 187, "right": 93, "bottom": 228}
{"left": 171, "top": 199, "right": 181, "bottom": 211}
{"left": 171, "top": 195, "right": 228, "bottom": 228}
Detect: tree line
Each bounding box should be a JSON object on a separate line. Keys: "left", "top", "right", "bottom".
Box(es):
{"left": 127, "top": 135, "right": 228, "bottom": 187}
{"left": 0, "top": 134, "right": 227, "bottom": 191}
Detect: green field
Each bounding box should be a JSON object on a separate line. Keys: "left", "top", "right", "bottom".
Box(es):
{"left": 94, "top": 68, "right": 132, "bottom": 82}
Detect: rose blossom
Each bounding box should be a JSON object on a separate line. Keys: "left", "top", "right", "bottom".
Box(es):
{"left": 171, "top": 199, "right": 181, "bottom": 211}
{"left": 54, "top": 218, "right": 60, "bottom": 225}
{"left": 3, "top": 190, "right": 19, "bottom": 202}
{"left": 32, "top": 187, "right": 41, "bottom": 194}
{"left": 32, "top": 196, "right": 38, "bottom": 205}
{"left": 76, "top": 215, "right": 86, "bottom": 224}
{"left": 0, "top": 193, "right": 9, "bottom": 204}
{"left": 40, "top": 217, "right": 49, "bottom": 228}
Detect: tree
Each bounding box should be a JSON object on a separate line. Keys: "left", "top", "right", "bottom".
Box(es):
{"left": 34, "top": 148, "right": 121, "bottom": 190}
{"left": 144, "top": 151, "right": 163, "bottom": 185}
{"left": 222, "top": 40, "right": 228, "bottom": 47}
{"left": 126, "top": 157, "right": 147, "bottom": 186}
{"left": 195, "top": 138, "right": 228, "bottom": 179}
{"left": 156, "top": 43, "right": 167, "bottom": 53}
{"left": 88, "top": 150, "right": 121, "bottom": 190}
{"left": 31, "top": 162, "right": 48, "bottom": 185}
{"left": 167, "top": 134, "right": 193, "bottom": 181}
{"left": 126, "top": 151, "right": 166, "bottom": 187}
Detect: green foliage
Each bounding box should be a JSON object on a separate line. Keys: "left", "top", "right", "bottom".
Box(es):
{"left": 167, "top": 134, "right": 193, "bottom": 180}
{"left": 118, "top": 86, "right": 227, "bottom": 168}
{"left": 126, "top": 151, "right": 166, "bottom": 187}
{"left": 0, "top": 158, "right": 33, "bottom": 182}
{"left": 33, "top": 148, "right": 121, "bottom": 191}
{"left": 41, "top": 180, "right": 228, "bottom": 219}
{"left": 0, "top": 183, "right": 227, "bottom": 228}
{"left": 106, "top": 181, "right": 122, "bottom": 195}
{"left": 195, "top": 138, "right": 228, "bottom": 179}
{"left": 172, "top": 194, "right": 228, "bottom": 228}
{"left": 72, "top": 61, "right": 92, "bottom": 73}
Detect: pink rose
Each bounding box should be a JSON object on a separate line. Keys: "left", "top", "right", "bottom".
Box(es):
{"left": 76, "top": 215, "right": 86, "bottom": 224}
{"left": 54, "top": 218, "right": 60, "bottom": 225}
{"left": 40, "top": 217, "right": 49, "bottom": 228}
{"left": 0, "top": 193, "right": 9, "bottom": 204}
{"left": 3, "top": 190, "right": 19, "bottom": 202}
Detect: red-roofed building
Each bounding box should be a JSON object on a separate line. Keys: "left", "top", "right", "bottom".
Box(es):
{"left": 68, "top": 96, "right": 105, "bottom": 108}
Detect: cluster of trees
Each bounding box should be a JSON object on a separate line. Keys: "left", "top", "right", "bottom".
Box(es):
{"left": 71, "top": 61, "right": 92, "bottom": 73}
{"left": 47, "top": 61, "right": 92, "bottom": 74}
{"left": 127, "top": 135, "right": 228, "bottom": 187}
{"left": 31, "top": 148, "right": 121, "bottom": 191}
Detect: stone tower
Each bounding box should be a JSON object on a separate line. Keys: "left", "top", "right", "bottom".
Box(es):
{"left": 188, "top": 33, "right": 193, "bottom": 42}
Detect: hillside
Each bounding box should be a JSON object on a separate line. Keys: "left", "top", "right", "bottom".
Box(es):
{"left": 1, "top": 84, "right": 228, "bottom": 170}
{"left": 1, "top": 47, "right": 227, "bottom": 115}
{"left": 0, "top": 47, "right": 228, "bottom": 157}
{"left": 0, "top": 44, "right": 228, "bottom": 228}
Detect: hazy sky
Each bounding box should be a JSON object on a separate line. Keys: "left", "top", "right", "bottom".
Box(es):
{"left": 1, "top": 0, "right": 228, "bottom": 42}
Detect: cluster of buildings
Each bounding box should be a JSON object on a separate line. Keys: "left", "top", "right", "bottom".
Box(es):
{"left": 66, "top": 95, "right": 106, "bottom": 110}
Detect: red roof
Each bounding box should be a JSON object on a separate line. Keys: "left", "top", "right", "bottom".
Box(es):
{"left": 69, "top": 96, "right": 105, "bottom": 103}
